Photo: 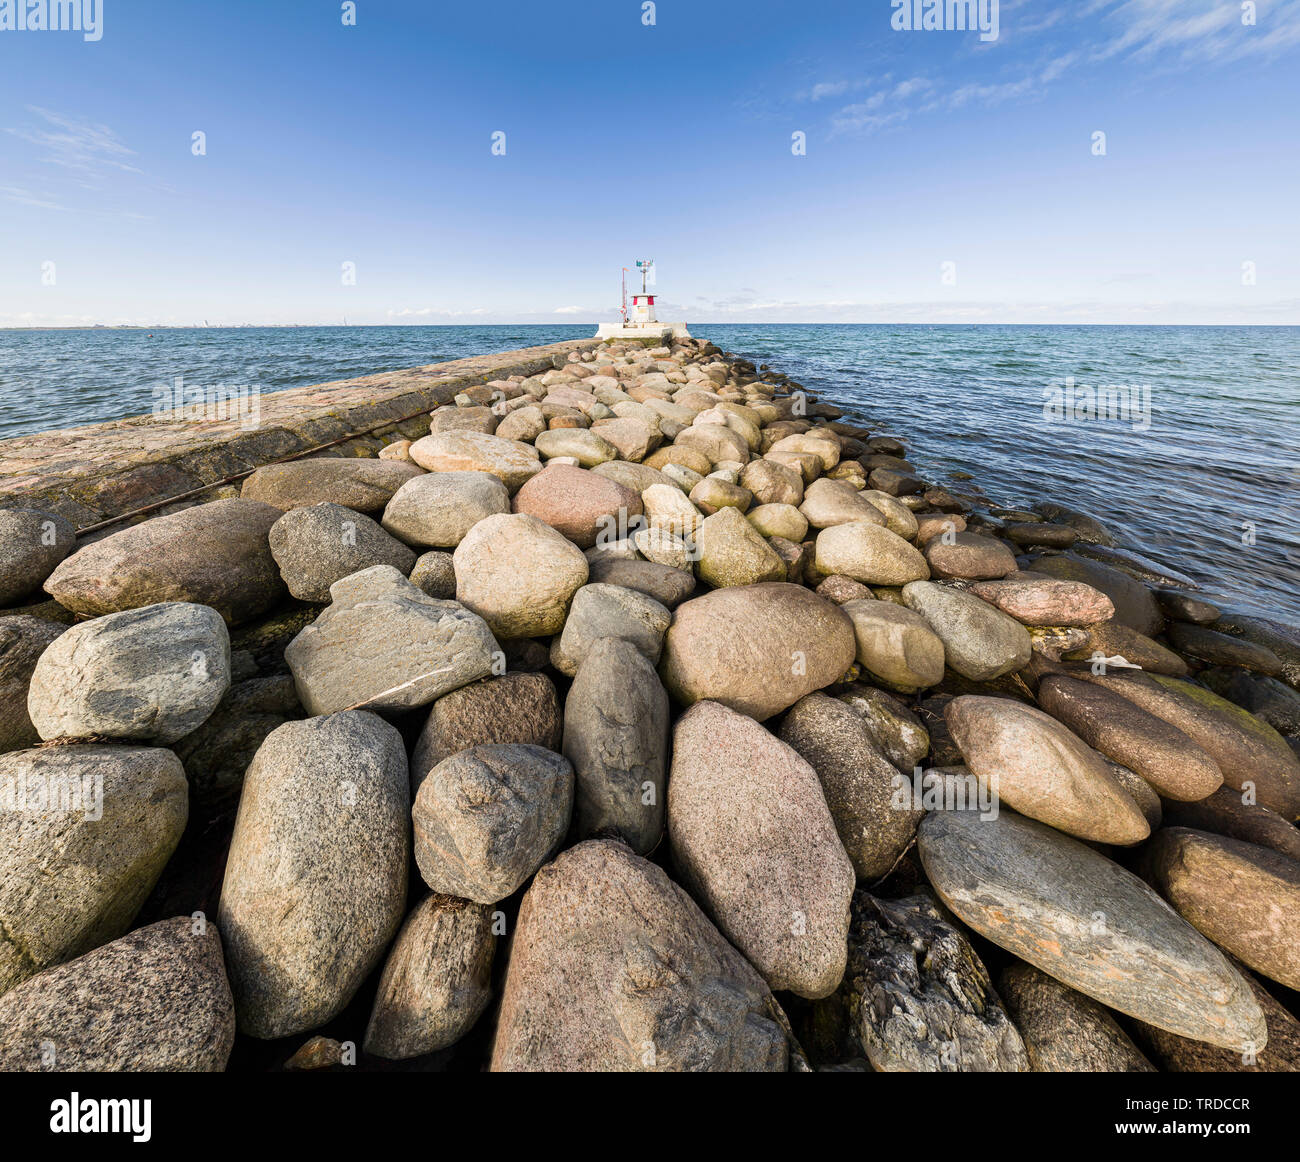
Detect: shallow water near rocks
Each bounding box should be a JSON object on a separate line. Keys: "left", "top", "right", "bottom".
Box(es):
{"left": 1, "top": 322, "right": 1296, "bottom": 620}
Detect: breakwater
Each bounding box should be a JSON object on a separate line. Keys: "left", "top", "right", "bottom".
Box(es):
{"left": 1, "top": 333, "right": 1298, "bottom": 1073}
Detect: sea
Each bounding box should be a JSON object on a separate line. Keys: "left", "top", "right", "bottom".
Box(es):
{"left": 1, "top": 323, "right": 1296, "bottom": 622}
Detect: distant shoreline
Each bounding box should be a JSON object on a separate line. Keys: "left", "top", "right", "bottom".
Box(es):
{"left": 1, "top": 322, "right": 1296, "bottom": 331}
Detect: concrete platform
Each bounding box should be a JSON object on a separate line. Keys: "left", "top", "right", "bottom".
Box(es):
{"left": 595, "top": 322, "right": 691, "bottom": 341}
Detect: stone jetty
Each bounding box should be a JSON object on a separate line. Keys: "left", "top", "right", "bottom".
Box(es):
{"left": 2, "top": 334, "right": 1299, "bottom": 1072}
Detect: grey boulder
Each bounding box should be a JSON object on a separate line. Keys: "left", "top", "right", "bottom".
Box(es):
{"left": 269, "top": 502, "right": 415, "bottom": 602}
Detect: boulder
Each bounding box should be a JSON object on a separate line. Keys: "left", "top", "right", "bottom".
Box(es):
{"left": 587, "top": 556, "right": 696, "bottom": 608}
{"left": 269, "top": 502, "right": 415, "bottom": 601}
{"left": 0, "top": 917, "right": 234, "bottom": 1071}
{"left": 1145, "top": 828, "right": 1300, "bottom": 992}
{"left": 217, "top": 711, "right": 409, "bottom": 1037}
{"left": 694, "top": 506, "right": 788, "bottom": 588}
{"left": 534, "top": 428, "right": 618, "bottom": 467}
{"left": 641, "top": 483, "right": 703, "bottom": 537}
{"left": 411, "top": 672, "right": 561, "bottom": 792}
{"left": 809, "top": 893, "right": 1029, "bottom": 1072}
{"left": 1064, "top": 621, "right": 1189, "bottom": 676}
{"left": 1031, "top": 554, "right": 1162, "bottom": 637}
{"left": 659, "top": 583, "right": 856, "bottom": 720}
{"left": 835, "top": 683, "right": 931, "bottom": 771}
{"left": 564, "top": 639, "right": 669, "bottom": 854}
{"left": 917, "top": 809, "right": 1266, "bottom": 1050}
{"left": 968, "top": 577, "right": 1114, "bottom": 626}
{"left": 999, "top": 962, "right": 1154, "bottom": 1072}
{"left": 779, "top": 694, "right": 922, "bottom": 880}
{"left": 944, "top": 695, "right": 1149, "bottom": 845}
{"left": 285, "top": 566, "right": 497, "bottom": 715}
{"left": 413, "top": 743, "right": 573, "bottom": 904}
{"left": 363, "top": 894, "right": 495, "bottom": 1060}
{"left": 0, "top": 616, "right": 64, "bottom": 753}
{"left": 28, "top": 601, "right": 230, "bottom": 745}
{"left": 0, "top": 745, "right": 187, "bottom": 993}
{"left": 490, "top": 839, "right": 789, "bottom": 1071}
{"left": 741, "top": 458, "right": 804, "bottom": 506}
{"left": 1037, "top": 674, "right": 1223, "bottom": 800}
{"left": 408, "top": 550, "right": 456, "bottom": 599}
{"left": 454, "top": 513, "right": 589, "bottom": 639}
{"left": 380, "top": 471, "right": 511, "bottom": 549}
{"left": 668, "top": 701, "right": 854, "bottom": 998}
{"left": 1161, "top": 786, "right": 1300, "bottom": 864}
{"left": 511, "top": 465, "right": 641, "bottom": 550}
{"left": 43, "top": 499, "right": 285, "bottom": 625}
{"left": 815, "top": 522, "right": 929, "bottom": 586}
{"left": 241, "top": 459, "right": 422, "bottom": 513}
{"left": 551, "top": 582, "right": 670, "bottom": 677}
{"left": 923, "top": 531, "right": 1018, "bottom": 580}
{"left": 840, "top": 599, "right": 945, "bottom": 691}
{"left": 408, "top": 431, "right": 542, "bottom": 492}
{"left": 0, "top": 508, "right": 76, "bottom": 606}
{"left": 902, "top": 581, "right": 1033, "bottom": 680}
{"left": 1169, "top": 622, "right": 1284, "bottom": 675}
{"left": 1083, "top": 671, "right": 1300, "bottom": 820}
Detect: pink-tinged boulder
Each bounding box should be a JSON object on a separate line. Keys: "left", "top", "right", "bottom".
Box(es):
{"left": 408, "top": 431, "right": 542, "bottom": 493}
{"left": 511, "top": 464, "right": 642, "bottom": 549}
{"left": 668, "top": 701, "right": 854, "bottom": 999}
{"left": 968, "top": 577, "right": 1114, "bottom": 626}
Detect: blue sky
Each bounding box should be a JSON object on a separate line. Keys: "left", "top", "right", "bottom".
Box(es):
{"left": 1, "top": 0, "right": 1298, "bottom": 326}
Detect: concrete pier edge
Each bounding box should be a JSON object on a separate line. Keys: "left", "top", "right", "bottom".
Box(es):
{"left": 0, "top": 338, "right": 603, "bottom": 531}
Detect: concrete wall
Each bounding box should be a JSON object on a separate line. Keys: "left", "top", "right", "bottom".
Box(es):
{"left": 0, "top": 338, "right": 600, "bottom": 529}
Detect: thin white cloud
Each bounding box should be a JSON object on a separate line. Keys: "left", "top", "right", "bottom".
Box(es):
{"left": 5, "top": 106, "right": 141, "bottom": 178}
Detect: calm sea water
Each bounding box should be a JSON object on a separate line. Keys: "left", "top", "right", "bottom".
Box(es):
{"left": 1, "top": 323, "right": 1296, "bottom": 621}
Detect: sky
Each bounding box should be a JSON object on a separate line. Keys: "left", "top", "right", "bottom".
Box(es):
{"left": 1, "top": 0, "right": 1298, "bottom": 326}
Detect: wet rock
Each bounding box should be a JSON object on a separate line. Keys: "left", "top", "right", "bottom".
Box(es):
{"left": 1031, "top": 554, "right": 1162, "bottom": 637}
{"left": 363, "top": 894, "right": 495, "bottom": 1060}
{"left": 811, "top": 893, "right": 1029, "bottom": 1072}
{"left": 218, "top": 711, "right": 409, "bottom": 1038}
{"left": 0, "top": 616, "right": 64, "bottom": 753}
{"left": 286, "top": 566, "right": 497, "bottom": 715}
{"left": 490, "top": 839, "right": 789, "bottom": 1071}
{"left": 1037, "top": 674, "right": 1223, "bottom": 801}
{"left": 999, "top": 962, "right": 1154, "bottom": 1072}
{"left": 43, "top": 499, "right": 285, "bottom": 625}
{"left": 669, "top": 701, "right": 854, "bottom": 998}
{"left": 413, "top": 743, "right": 573, "bottom": 904}
{"left": 0, "top": 745, "right": 187, "bottom": 993}
{"left": 0, "top": 508, "right": 76, "bottom": 606}
{"left": 779, "top": 693, "right": 922, "bottom": 881}
{"left": 902, "top": 581, "right": 1032, "bottom": 681}
{"left": 1169, "top": 622, "right": 1284, "bottom": 675}
{"left": 659, "top": 583, "right": 856, "bottom": 721}
{"left": 1212, "top": 612, "right": 1300, "bottom": 690}
{"left": 1035, "top": 501, "right": 1118, "bottom": 546}
{"left": 1144, "top": 828, "right": 1300, "bottom": 991}
{"left": 967, "top": 577, "right": 1114, "bottom": 626}
{"left": 454, "top": 512, "right": 588, "bottom": 639}
{"left": 380, "top": 471, "right": 511, "bottom": 549}
{"left": 270, "top": 502, "right": 415, "bottom": 601}
{"left": 1157, "top": 590, "right": 1221, "bottom": 625}
{"left": 1199, "top": 668, "right": 1300, "bottom": 736}
{"left": 0, "top": 916, "right": 234, "bottom": 1071}
{"left": 511, "top": 464, "right": 642, "bottom": 549}
{"left": 1161, "top": 786, "right": 1300, "bottom": 863}
{"left": 945, "top": 695, "right": 1149, "bottom": 845}
{"left": 565, "top": 639, "right": 669, "bottom": 854}
{"left": 411, "top": 672, "right": 561, "bottom": 792}
{"left": 917, "top": 809, "right": 1266, "bottom": 1050}
{"left": 1064, "top": 621, "right": 1189, "bottom": 676}
{"left": 1083, "top": 671, "right": 1300, "bottom": 819}
{"left": 1003, "top": 522, "right": 1078, "bottom": 549}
